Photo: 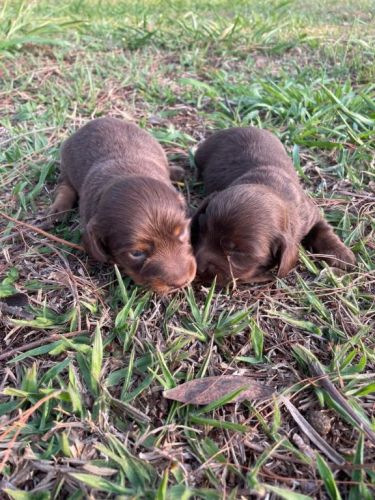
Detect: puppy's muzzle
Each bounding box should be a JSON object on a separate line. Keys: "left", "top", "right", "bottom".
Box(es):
{"left": 145, "top": 257, "right": 197, "bottom": 293}
{"left": 196, "top": 248, "right": 217, "bottom": 275}
{"left": 195, "top": 248, "right": 229, "bottom": 284}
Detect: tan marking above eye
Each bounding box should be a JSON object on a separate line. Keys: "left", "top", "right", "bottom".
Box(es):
{"left": 173, "top": 225, "right": 183, "bottom": 236}
{"left": 173, "top": 225, "right": 188, "bottom": 241}
{"left": 115, "top": 242, "right": 153, "bottom": 257}
{"left": 129, "top": 245, "right": 150, "bottom": 255}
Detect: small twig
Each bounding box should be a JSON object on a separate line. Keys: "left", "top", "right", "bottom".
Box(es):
{"left": 334, "top": 190, "right": 375, "bottom": 201}
{"left": 0, "top": 330, "right": 89, "bottom": 361}
{"left": 292, "top": 433, "right": 316, "bottom": 460}
{"left": 227, "top": 255, "right": 238, "bottom": 291}
{"left": 0, "top": 211, "right": 84, "bottom": 252}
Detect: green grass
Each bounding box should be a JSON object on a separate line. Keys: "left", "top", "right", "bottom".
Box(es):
{"left": 0, "top": 0, "right": 374, "bottom": 498}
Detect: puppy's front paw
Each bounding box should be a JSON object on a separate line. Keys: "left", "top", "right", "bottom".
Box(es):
{"left": 47, "top": 181, "right": 77, "bottom": 225}
{"left": 46, "top": 203, "right": 66, "bottom": 226}
{"left": 325, "top": 244, "right": 356, "bottom": 270}
{"left": 169, "top": 165, "right": 185, "bottom": 182}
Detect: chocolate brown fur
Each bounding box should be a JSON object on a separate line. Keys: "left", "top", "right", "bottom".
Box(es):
{"left": 50, "top": 117, "right": 196, "bottom": 293}
{"left": 192, "top": 127, "right": 355, "bottom": 284}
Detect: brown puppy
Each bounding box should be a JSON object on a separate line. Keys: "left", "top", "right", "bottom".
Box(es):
{"left": 192, "top": 127, "right": 355, "bottom": 285}
{"left": 50, "top": 117, "right": 196, "bottom": 294}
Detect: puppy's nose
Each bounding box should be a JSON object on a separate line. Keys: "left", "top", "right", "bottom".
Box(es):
{"left": 196, "top": 251, "right": 215, "bottom": 276}
{"left": 147, "top": 256, "right": 196, "bottom": 292}
{"left": 167, "top": 258, "right": 197, "bottom": 289}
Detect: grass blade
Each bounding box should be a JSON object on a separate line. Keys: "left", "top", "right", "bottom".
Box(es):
{"left": 316, "top": 454, "right": 342, "bottom": 500}
{"left": 91, "top": 324, "right": 103, "bottom": 392}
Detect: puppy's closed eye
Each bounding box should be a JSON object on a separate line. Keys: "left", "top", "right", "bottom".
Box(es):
{"left": 220, "top": 239, "right": 250, "bottom": 264}
{"left": 227, "top": 251, "right": 256, "bottom": 272}
{"left": 220, "top": 237, "right": 236, "bottom": 253}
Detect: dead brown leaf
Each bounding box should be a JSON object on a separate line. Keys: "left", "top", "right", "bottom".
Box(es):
{"left": 163, "top": 375, "right": 274, "bottom": 405}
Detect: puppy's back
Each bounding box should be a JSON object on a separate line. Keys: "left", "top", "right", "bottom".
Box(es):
{"left": 195, "top": 127, "right": 296, "bottom": 194}
{"left": 61, "top": 117, "right": 169, "bottom": 191}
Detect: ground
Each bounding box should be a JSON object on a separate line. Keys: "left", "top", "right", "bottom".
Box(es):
{"left": 0, "top": 0, "right": 374, "bottom": 498}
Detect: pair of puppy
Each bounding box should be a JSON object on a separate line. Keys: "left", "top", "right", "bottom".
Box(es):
{"left": 50, "top": 117, "right": 355, "bottom": 294}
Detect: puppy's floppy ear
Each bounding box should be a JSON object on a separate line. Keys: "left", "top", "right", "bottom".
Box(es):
{"left": 275, "top": 234, "right": 299, "bottom": 278}
{"left": 191, "top": 192, "right": 217, "bottom": 246}
{"left": 82, "top": 217, "right": 110, "bottom": 263}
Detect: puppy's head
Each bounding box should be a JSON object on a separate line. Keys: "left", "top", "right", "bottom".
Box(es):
{"left": 83, "top": 177, "right": 196, "bottom": 294}
{"left": 192, "top": 185, "right": 298, "bottom": 285}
